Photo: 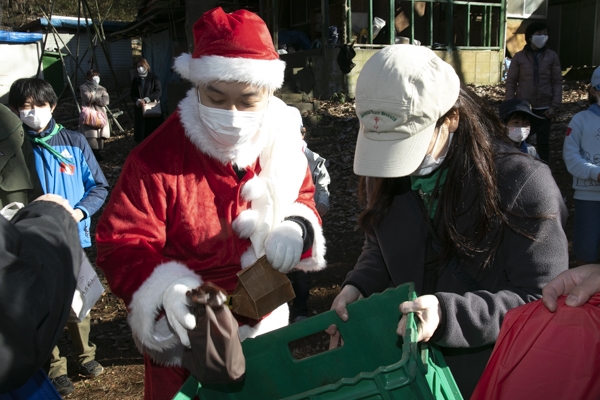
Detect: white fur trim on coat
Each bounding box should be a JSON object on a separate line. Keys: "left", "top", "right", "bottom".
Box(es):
{"left": 127, "top": 261, "right": 201, "bottom": 366}
{"left": 287, "top": 202, "right": 326, "bottom": 271}
{"left": 173, "top": 53, "right": 285, "bottom": 92}
{"left": 238, "top": 303, "right": 289, "bottom": 342}
{"left": 232, "top": 209, "right": 259, "bottom": 239}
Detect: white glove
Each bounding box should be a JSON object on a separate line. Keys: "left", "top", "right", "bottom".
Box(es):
{"left": 162, "top": 277, "right": 199, "bottom": 347}
{"left": 265, "top": 220, "right": 304, "bottom": 273}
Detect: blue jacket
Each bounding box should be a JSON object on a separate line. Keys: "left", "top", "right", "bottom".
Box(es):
{"left": 26, "top": 119, "right": 109, "bottom": 248}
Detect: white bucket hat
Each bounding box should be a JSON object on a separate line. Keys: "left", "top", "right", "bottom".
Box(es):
{"left": 353, "top": 45, "right": 460, "bottom": 177}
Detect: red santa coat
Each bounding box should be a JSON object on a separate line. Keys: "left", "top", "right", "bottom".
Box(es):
{"left": 96, "top": 94, "right": 325, "bottom": 369}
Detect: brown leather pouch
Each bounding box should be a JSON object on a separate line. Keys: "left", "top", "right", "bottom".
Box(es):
{"left": 183, "top": 283, "right": 245, "bottom": 384}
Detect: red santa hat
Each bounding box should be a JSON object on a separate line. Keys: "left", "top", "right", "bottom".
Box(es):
{"left": 173, "top": 7, "right": 285, "bottom": 91}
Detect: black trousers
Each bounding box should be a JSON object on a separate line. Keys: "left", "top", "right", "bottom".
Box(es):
{"left": 288, "top": 270, "right": 310, "bottom": 319}
{"left": 530, "top": 109, "right": 552, "bottom": 163}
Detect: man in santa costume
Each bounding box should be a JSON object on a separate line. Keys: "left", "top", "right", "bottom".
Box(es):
{"left": 95, "top": 7, "right": 326, "bottom": 400}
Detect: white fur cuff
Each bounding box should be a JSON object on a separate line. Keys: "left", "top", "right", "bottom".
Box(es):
{"left": 238, "top": 303, "right": 289, "bottom": 342}
{"left": 287, "top": 202, "right": 326, "bottom": 271}
{"left": 232, "top": 209, "right": 259, "bottom": 239}
{"left": 128, "top": 261, "right": 201, "bottom": 363}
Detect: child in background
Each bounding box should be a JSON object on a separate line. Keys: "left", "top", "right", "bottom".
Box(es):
{"left": 289, "top": 107, "right": 331, "bottom": 322}
{"left": 8, "top": 78, "right": 110, "bottom": 396}
{"left": 498, "top": 98, "right": 543, "bottom": 159}
{"left": 563, "top": 67, "right": 600, "bottom": 266}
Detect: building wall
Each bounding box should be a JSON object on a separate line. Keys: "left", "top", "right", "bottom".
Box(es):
{"left": 0, "top": 42, "right": 43, "bottom": 104}
{"left": 42, "top": 31, "right": 132, "bottom": 92}
{"left": 310, "top": 47, "right": 503, "bottom": 99}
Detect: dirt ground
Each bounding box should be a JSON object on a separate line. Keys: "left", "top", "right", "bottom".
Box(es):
{"left": 52, "top": 81, "right": 590, "bottom": 399}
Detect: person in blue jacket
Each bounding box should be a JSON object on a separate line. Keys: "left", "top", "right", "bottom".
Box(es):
{"left": 8, "top": 78, "right": 109, "bottom": 396}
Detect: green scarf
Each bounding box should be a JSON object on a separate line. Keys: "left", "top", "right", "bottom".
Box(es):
{"left": 27, "top": 123, "right": 74, "bottom": 165}
{"left": 410, "top": 168, "right": 448, "bottom": 218}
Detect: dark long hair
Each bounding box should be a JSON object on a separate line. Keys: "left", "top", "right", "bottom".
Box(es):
{"left": 358, "top": 85, "right": 516, "bottom": 269}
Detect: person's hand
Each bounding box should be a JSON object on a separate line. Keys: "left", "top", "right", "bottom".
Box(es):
{"left": 33, "top": 194, "right": 78, "bottom": 221}
{"left": 265, "top": 221, "right": 304, "bottom": 273}
{"left": 326, "top": 285, "right": 362, "bottom": 349}
{"left": 136, "top": 99, "right": 143, "bottom": 107}
{"left": 162, "top": 277, "right": 201, "bottom": 347}
{"left": 544, "top": 107, "right": 556, "bottom": 119}
{"left": 316, "top": 202, "right": 329, "bottom": 216}
{"left": 397, "top": 295, "right": 441, "bottom": 342}
{"left": 73, "top": 208, "right": 85, "bottom": 222}
{"left": 542, "top": 264, "right": 600, "bottom": 312}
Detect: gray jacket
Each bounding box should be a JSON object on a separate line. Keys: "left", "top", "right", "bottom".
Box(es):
{"left": 344, "top": 143, "right": 568, "bottom": 397}
{"left": 304, "top": 146, "right": 330, "bottom": 209}
{"left": 79, "top": 80, "right": 110, "bottom": 139}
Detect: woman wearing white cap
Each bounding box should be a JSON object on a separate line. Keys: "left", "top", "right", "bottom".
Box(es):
{"left": 328, "top": 45, "right": 568, "bottom": 397}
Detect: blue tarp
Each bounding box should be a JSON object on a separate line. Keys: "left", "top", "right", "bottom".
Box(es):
{"left": 0, "top": 31, "right": 43, "bottom": 44}
{"left": 38, "top": 17, "right": 128, "bottom": 33}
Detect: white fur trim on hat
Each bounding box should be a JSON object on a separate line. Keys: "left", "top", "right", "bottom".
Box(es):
{"left": 174, "top": 53, "right": 286, "bottom": 91}
{"left": 127, "top": 261, "right": 202, "bottom": 366}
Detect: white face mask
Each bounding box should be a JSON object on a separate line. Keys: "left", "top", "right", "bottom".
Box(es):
{"left": 507, "top": 127, "right": 530, "bottom": 143}
{"left": 92, "top": 76, "right": 100, "bottom": 84}
{"left": 531, "top": 35, "right": 548, "bottom": 49}
{"left": 137, "top": 66, "right": 147, "bottom": 74}
{"left": 197, "top": 100, "right": 266, "bottom": 147}
{"left": 411, "top": 132, "right": 454, "bottom": 176}
{"left": 19, "top": 107, "right": 53, "bottom": 131}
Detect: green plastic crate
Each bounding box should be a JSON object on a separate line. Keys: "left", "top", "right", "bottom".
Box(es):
{"left": 174, "top": 283, "right": 463, "bottom": 400}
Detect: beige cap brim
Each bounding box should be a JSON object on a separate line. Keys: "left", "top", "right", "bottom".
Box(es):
{"left": 353, "top": 119, "right": 438, "bottom": 178}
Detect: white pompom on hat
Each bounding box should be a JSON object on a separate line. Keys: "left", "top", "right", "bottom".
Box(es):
{"left": 173, "top": 7, "right": 286, "bottom": 91}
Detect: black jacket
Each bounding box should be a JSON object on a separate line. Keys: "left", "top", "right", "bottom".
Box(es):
{"left": 130, "top": 72, "right": 162, "bottom": 104}
{"left": 344, "top": 143, "right": 568, "bottom": 397}
{"left": 0, "top": 201, "right": 81, "bottom": 392}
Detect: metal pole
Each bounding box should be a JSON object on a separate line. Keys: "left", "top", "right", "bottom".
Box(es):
{"left": 411, "top": 0, "right": 415, "bottom": 44}
{"left": 345, "top": 0, "right": 351, "bottom": 44}
{"left": 81, "top": 0, "right": 123, "bottom": 99}
{"left": 76, "top": 0, "right": 81, "bottom": 89}
{"left": 321, "top": 0, "right": 330, "bottom": 48}
{"left": 273, "top": 0, "right": 278, "bottom": 50}
{"left": 389, "top": 0, "right": 395, "bottom": 45}
{"left": 430, "top": 1, "right": 433, "bottom": 47}
{"left": 36, "top": 0, "right": 55, "bottom": 77}
{"left": 447, "top": 0, "right": 454, "bottom": 51}
{"left": 51, "top": 29, "right": 81, "bottom": 112}
{"left": 466, "top": 3, "right": 471, "bottom": 47}
{"left": 500, "top": 0, "right": 506, "bottom": 52}
{"left": 368, "top": 0, "right": 373, "bottom": 43}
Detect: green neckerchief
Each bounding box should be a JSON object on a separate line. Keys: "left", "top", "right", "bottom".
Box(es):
{"left": 410, "top": 168, "right": 448, "bottom": 218}
{"left": 26, "top": 123, "right": 74, "bottom": 165}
